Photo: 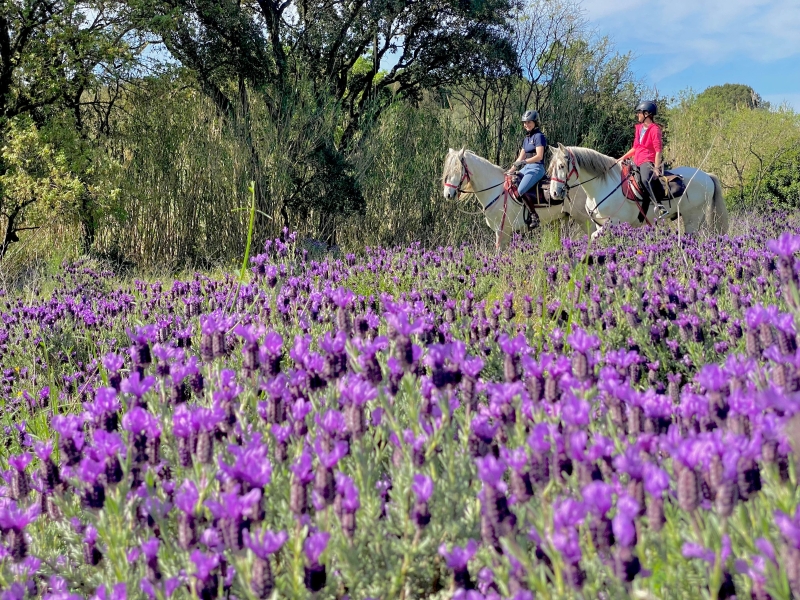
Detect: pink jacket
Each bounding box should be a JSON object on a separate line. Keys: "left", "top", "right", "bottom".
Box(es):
{"left": 633, "top": 122, "right": 663, "bottom": 166}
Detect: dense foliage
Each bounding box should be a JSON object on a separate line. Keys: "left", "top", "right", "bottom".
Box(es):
{"left": 1, "top": 213, "right": 800, "bottom": 598}
{"left": 663, "top": 89, "right": 800, "bottom": 210}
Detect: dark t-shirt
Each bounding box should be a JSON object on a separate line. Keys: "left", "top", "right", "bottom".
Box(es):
{"left": 522, "top": 130, "right": 547, "bottom": 160}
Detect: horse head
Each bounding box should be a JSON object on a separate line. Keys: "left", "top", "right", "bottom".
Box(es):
{"left": 549, "top": 143, "right": 579, "bottom": 201}
{"left": 442, "top": 148, "right": 470, "bottom": 201}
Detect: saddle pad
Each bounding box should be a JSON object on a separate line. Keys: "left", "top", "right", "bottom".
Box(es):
{"left": 621, "top": 163, "right": 643, "bottom": 201}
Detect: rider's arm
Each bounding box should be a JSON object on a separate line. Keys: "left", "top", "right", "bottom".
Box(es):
{"left": 619, "top": 148, "right": 635, "bottom": 162}
{"left": 653, "top": 127, "right": 663, "bottom": 174}
{"left": 509, "top": 149, "right": 527, "bottom": 172}
{"left": 530, "top": 145, "right": 545, "bottom": 164}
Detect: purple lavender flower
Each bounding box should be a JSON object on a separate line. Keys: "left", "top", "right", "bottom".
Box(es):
{"left": 190, "top": 550, "right": 220, "bottom": 581}
{"left": 767, "top": 232, "right": 800, "bottom": 257}
{"left": 243, "top": 528, "right": 288, "bottom": 559}
{"left": 334, "top": 472, "right": 361, "bottom": 513}
{"left": 314, "top": 440, "right": 349, "bottom": 470}
{"left": 582, "top": 481, "right": 613, "bottom": 518}
{"left": 0, "top": 501, "right": 40, "bottom": 531}
{"left": 121, "top": 407, "right": 161, "bottom": 438}
{"left": 475, "top": 456, "right": 506, "bottom": 490}
{"left": 92, "top": 583, "right": 127, "bottom": 600}
{"left": 438, "top": 539, "right": 478, "bottom": 570}
{"left": 567, "top": 327, "right": 601, "bottom": 353}
{"left": 411, "top": 474, "right": 433, "bottom": 503}
{"left": 175, "top": 480, "right": 199, "bottom": 514}
{"left": 682, "top": 542, "right": 716, "bottom": 565}
{"left": 776, "top": 509, "right": 800, "bottom": 549}
{"left": 642, "top": 463, "right": 670, "bottom": 496}
{"left": 303, "top": 531, "right": 330, "bottom": 565}
{"left": 221, "top": 435, "right": 273, "bottom": 489}
{"left": 141, "top": 538, "right": 159, "bottom": 561}
{"left": 119, "top": 372, "right": 155, "bottom": 400}
{"left": 291, "top": 447, "right": 315, "bottom": 484}
{"left": 8, "top": 453, "right": 32, "bottom": 473}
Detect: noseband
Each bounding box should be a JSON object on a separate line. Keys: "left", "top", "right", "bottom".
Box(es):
{"left": 550, "top": 147, "right": 580, "bottom": 190}
{"left": 443, "top": 156, "right": 473, "bottom": 198}
{"left": 444, "top": 155, "right": 505, "bottom": 199}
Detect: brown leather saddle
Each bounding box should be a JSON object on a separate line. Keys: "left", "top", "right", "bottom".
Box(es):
{"left": 509, "top": 173, "right": 564, "bottom": 208}
{"left": 621, "top": 161, "right": 686, "bottom": 203}
{"left": 507, "top": 173, "right": 565, "bottom": 230}
{"left": 621, "top": 161, "right": 686, "bottom": 223}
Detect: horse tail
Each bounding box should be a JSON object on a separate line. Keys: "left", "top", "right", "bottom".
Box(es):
{"left": 705, "top": 173, "right": 729, "bottom": 234}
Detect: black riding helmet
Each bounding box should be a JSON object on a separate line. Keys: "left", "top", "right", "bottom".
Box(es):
{"left": 635, "top": 100, "right": 657, "bottom": 115}
{"left": 521, "top": 110, "right": 539, "bottom": 122}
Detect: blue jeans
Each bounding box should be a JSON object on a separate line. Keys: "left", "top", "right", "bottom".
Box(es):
{"left": 518, "top": 162, "right": 545, "bottom": 196}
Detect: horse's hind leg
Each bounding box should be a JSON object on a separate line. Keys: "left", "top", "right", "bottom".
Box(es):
{"left": 681, "top": 211, "right": 703, "bottom": 234}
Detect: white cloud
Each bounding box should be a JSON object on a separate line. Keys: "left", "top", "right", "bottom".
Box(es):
{"left": 580, "top": 0, "right": 800, "bottom": 82}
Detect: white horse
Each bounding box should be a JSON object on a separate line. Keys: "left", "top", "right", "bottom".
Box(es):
{"left": 441, "top": 148, "right": 594, "bottom": 250}
{"left": 548, "top": 144, "right": 729, "bottom": 239}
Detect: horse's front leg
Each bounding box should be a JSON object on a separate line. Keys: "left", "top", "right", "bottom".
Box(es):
{"left": 495, "top": 227, "right": 512, "bottom": 252}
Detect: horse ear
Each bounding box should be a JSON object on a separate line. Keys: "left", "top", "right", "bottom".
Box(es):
{"left": 448, "top": 147, "right": 455, "bottom": 153}
{"left": 458, "top": 148, "right": 465, "bottom": 158}
{"left": 557, "top": 143, "right": 566, "bottom": 152}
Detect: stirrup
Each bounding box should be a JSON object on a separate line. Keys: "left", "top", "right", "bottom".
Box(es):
{"left": 655, "top": 203, "right": 669, "bottom": 219}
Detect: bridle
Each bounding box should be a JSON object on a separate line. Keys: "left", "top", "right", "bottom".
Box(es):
{"left": 550, "top": 147, "right": 581, "bottom": 190}
{"left": 550, "top": 147, "right": 612, "bottom": 192}
{"left": 444, "top": 155, "right": 505, "bottom": 201}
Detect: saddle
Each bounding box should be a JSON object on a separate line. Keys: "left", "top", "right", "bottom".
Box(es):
{"left": 510, "top": 172, "right": 564, "bottom": 208}
{"left": 621, "top": 161, "right": 686, "bottom": 223}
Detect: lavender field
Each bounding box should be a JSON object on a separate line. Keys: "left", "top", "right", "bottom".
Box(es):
{"left": 2, "top": 213, "right": 800, "bottom": 600}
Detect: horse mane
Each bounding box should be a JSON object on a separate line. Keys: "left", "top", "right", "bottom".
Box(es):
{"left": 553, "top": 146, "right": 618, "bottom": 183}
{"left": 442, "top": 148, "right": 503, "bottom": 183}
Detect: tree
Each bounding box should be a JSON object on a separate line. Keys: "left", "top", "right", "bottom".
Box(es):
{"left": 130, "top": 0, "right": 517, "bottom": 241}
{"left": 0, "top": 0, "right": 140, "bottom": 255}
{"left": 759, "top": 144, "right": 800, "bottom": 208}
{"left": 0, "top": 116, "right": 84, "bottom": 259}
{"left": 448, "top": 0, "right": 587, "bottom": 164}
{"left": 696, "top": 83, "right": 763, "bottom": 111}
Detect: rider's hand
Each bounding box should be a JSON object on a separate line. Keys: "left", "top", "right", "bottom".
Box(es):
{"left": 513, "top": 160, "right": 527, "bottom": 168}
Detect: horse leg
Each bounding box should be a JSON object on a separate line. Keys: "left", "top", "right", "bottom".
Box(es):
{"left": 496, "top": 229, "right": 507, "bottom": 251}
{"left": 681, "top": 211, "right": 703, "bottom": 233}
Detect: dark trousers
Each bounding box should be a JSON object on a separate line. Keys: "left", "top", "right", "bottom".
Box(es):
{"left": 638, "top": 161, "right": 659, "bottom": 203}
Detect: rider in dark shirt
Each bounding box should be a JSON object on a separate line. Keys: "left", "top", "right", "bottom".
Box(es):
{"left": 508, "top": 110, "right": 547, "bottom": 196}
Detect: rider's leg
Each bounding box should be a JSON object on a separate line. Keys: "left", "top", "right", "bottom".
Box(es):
{"left": 517, "top": 163, "right": 545, "bottom": 196}
{"left": 640, "top": 161, "right": 668, "bottom": 217}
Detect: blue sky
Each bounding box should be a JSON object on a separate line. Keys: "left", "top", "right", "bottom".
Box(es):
{"left": 581, "top": 0, "right": 800, "bottom": 109}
